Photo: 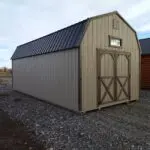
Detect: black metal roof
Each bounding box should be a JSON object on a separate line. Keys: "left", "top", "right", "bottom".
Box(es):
{"left": 139, "top": 38, "right": 150, "bottom": 55}
{"left": 11, "top": 19, "right": 89, "bottom": 60}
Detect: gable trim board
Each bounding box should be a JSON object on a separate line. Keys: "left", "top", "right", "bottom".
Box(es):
{"left": 12, "top": 11, "right": 140, "bottom": 112}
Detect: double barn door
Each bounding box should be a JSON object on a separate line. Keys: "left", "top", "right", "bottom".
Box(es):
{"left": 97, "top": 49, "right": 131, "bottom": 105}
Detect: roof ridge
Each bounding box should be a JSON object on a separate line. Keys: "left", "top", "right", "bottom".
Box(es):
{"left": 89, "top": 10, "right": 117, "bottom": 19}
{"left": 17, "top": 19, "right": 89, "bottom": 48}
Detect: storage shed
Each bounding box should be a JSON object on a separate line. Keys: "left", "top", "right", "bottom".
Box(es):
{"left": 140, "top": 38, "right": 150, "bottom": 89}
{"left": 11, "top": 11, "right": 140, "bottom": 112}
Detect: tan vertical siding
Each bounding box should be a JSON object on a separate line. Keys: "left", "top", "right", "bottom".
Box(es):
{"left": 81, "top": 13, "right": 140, "bottom": 111}
{"left": 13, "top": 48, "right": 79, "bottom": 111}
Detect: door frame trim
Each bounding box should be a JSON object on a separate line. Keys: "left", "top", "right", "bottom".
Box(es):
{"left": 96, "top": 48, "right": 131, "bottom": 107}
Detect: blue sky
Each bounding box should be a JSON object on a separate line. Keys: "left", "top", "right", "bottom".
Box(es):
{"left": 0, "top": 0, "right": 150, "bottom": 68}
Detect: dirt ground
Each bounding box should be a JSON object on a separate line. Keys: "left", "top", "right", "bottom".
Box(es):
{"left": 0, "top": 109, "right": 44, "bottom": 150}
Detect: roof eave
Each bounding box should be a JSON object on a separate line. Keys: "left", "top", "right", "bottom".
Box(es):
{"left": 11, "top": 46, "right": 80, "bottom": 60}
{"left": 141, "top": 53, "right": 150, "bottom": 56}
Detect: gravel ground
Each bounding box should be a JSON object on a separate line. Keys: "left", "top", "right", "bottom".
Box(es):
{"left": 0, "top": 85, "right": 150, "bottom": 149}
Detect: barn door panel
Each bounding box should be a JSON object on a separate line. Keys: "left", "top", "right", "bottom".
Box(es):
{"left": 116, "top": 54, "right": 131, "bottom": 101}
{"left": 97, "top": 51, "right": 115, "bottom": 105}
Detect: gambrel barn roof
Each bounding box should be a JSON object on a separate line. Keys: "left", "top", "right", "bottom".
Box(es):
{"left": 11, "top": 11, "right": 138, "bottom": 60}
{"left": 11, "top": 19, "right": 89, "bottom": 60}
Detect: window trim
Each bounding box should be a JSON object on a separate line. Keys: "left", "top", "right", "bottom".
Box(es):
{"left": 109, "top": 35, "right": 122, "bottom": 48}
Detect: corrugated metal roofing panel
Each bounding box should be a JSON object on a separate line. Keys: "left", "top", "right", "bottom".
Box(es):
{"left": 11, "top": 19, "right": 89, "bottom": 60}
{"left": 139, "top": 38, "right": 150, "bottom": 55}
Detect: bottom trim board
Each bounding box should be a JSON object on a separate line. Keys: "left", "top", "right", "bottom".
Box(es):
{"left": 81, "top": 99, "right": 138, "bottom": 113}
{"left": 98, "top": 99, "right": 137, "bottom": 110}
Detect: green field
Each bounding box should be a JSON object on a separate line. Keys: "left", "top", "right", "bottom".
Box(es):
{"left": 0, "top": 72, "right": 12, "bottom": 77}
{"left": 0, "top": 72, "right": 12, "bottom": 85}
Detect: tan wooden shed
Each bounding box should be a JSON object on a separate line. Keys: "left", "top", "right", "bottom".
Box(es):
{"left": 11, "top": 11, "right": 140, "bottom": 112}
